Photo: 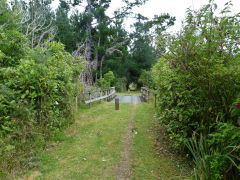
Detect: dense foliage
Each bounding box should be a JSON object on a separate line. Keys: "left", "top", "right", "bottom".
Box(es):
{"left": 153, "top": 1, "right": 240, "bottom": 179}
{"left": 96, "top": 71, "right": 115, "bottom": 89}
{"left": 54, "top": 1, "right": 175, "bottom": 87}
{"left": 0, "top": 1, "right": 84, "bottom": 176}
{"left": 138, "top": 70, "right": 155, "bottom": 89}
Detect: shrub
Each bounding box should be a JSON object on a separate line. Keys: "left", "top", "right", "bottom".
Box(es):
{"left": 138, "top": 70, "right": 155, "bottom": 89}
{"left": 115, "top": 77, "right": 127, "bottom": 92}
{"left": 97, "top": 78, "right": 110, "bottom": 89}
{"left": 0, "top": 41, "right": 84, "bottom": 175}
{"left": 104, "top": 71, "right": 115, "bottom": 86}
{"left": 153, "top": 1, "right": 240, "bottom": 178}
{"left": 97, "top": 71, "right": 115, "bottom": 89}
{"left": 0, "top": 28, "right": 28, "bottom": 67}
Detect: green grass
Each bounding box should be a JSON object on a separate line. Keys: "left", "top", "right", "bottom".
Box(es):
{"left": 22, "top": 102, "right": 133, "bottom": 180}
{"left": 131, "top": 103, "right": 189, "bottom": 180}
{"left": 19, "top": 99, "right": 190, "bottom": 180}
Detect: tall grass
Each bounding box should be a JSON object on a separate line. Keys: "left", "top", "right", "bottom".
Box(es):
{"left": 186, "top": 135, "right": 212, "bottom": 180}
{"left": 186, "top": 134, "right": 239, "bottom": 180}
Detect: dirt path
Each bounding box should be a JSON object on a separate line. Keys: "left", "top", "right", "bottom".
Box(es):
{"left": 19, "top": 98, "right": 189, "bottom": 180}
{"left": 116, "top": 100, "right": 137, "bottom": 180}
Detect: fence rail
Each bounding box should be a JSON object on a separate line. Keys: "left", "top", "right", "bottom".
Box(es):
{"left": 141, "top": 87, "right": 157, "bottom": 107}
{"left": 85, "top": 87, "right": 116, "bottom": 104}
{"left": 75, "top": 87, "right": 116, "bottom": 109}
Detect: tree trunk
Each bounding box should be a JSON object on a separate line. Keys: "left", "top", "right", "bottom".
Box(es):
{"left": 84, "top": 0, "right": 93, "bottom": 85}
{"left": 100, "top": 55, "right": 105, "bottom": 79}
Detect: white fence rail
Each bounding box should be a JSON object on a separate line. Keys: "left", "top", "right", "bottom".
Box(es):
{"left": 75, "top": 87, "right": 116, "bottom": 109}
{"left": 85, "top": 87, "right": 116, "bottom": 104}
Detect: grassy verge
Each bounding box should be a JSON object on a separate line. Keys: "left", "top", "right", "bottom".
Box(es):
{"left": 0, "top": 109, "right": 75, "bottom": 179}
{"left": 131, "top": 103, "right": 190, "bottom": 179}
{"left": 22, "top": 102, "right": 133, "bottom": 180}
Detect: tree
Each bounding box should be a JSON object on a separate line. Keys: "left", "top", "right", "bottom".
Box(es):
{"left": 104, "top": 70, "right": 115, "bottom": 85}
{"left": 153, "top": 1, "right": 240, "bottom": 178}
{"left": 57, "top": 0, "right": 148, "bottom": 85}
{"left": 0, "top": 0, "right": 28, "bottom": 67}
{"left": 12, "top": 0, "right": 57, "bottom": 48}
{"left": 55, "top": 1, "right": 75, "bottom": 52}
{"left": 128, "top": 13, "right": 175, "bottom": 86}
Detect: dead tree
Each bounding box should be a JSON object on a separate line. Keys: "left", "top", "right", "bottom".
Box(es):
{"left": 17, "top": 1, "right": 57, "bottom": 48}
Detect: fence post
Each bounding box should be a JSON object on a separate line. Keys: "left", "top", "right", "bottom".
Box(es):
{"left": 100, "top": 90, "right": 102, "bottom": 104}
{"left": 147, "top": 90, "right": 149, "bottom": 103}
{"left": 145, "top": 89, "right": 146, "bottom": 102}
{"left": 106, "top": 89, "right": 108, "bottom": 101}
{"left": 110, "top": 88, "right": 112, "bottom": 100}
{"left": 115, "top": 98, "right": 119, "bottom": 110}
{"left": 89, "top": 92, "right": 91, "bottom": 108}
{"left": 104, "top": 89, "right": 107, "bottom": 101}
{"left": 108, "top": 88, "right": 110, "bottom": 101}
{"left": 75, "top": 95, "right": 78, "bottom": 111}
{"left": 145, "top": 89, "right": 147, "bottom": 102}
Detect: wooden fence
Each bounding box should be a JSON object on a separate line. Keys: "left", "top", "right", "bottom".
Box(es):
{"left": 75, "top": 87, "right": 116, "bottom": 109}
{"left": 141, "top": 87, "right": 157, "bottom": 108}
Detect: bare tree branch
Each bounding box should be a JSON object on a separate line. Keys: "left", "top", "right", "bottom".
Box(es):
{"left": 72, "top": 41, "right": 86, "bottom": 57}
{"left": 16, "top": 1, "right": 57, "bottom": 48}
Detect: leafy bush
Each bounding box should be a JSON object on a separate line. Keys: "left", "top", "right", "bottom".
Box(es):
{"left": 115, "top": 77, "right": 127, "bottom": 92}
{"left": 0, "top": 41, "right": 84, "bottom": 175}
{"left": 208, "top": 122, "right": 240, "bottom": 179}
{"left": 186, "top": 124, "right": 240, "bottom": 180}
{"left": 0, "top": 5, "right": 85, "bottom": 175}
{"left": 0, "top": 27, "right": 29, "bottom": 67}
{"left": 97, "top": 71, "right": 115, "bottom": 89}
{"left": 138, "top": 70, "right": 155, "bottom": 89}
{"left": 153, "top": 1, "right": 240, "bottom": 178}
{"left": 1, "top": 41, "right": 84, "bottom": 132}
{"left": 104, "top": 71, "right": 115, "bottom": 86}
{"left": 97, "top": 78, "right": 110, "bottom": 89}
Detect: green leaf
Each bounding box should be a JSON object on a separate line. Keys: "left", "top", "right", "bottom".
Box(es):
{"left": 1, "top": 125, "right": 12, "bottom": 132}
{"left": 5, "top": 145, "right": 15, "bottom": 152}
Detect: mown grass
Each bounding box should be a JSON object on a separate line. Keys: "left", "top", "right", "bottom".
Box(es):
{"left": 22, "top": 102, "right": 133, "bottom": 180}
{"left": 131, "top": 103, "right": 190, "bottom": 180}
{"left": 19, "top": 97, "right": 190, "bottom": 180}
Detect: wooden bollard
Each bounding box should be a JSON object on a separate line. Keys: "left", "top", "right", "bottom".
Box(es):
{"left": 104, "top": 89, "right": 106, "bottom": 101}
{"left": 89, "top": 92, "right": 91, "bottom": 108}
{"left": 115, "top": 98, "right": 119, "bottom": 110}
{"left": 147, "top": 91, "right": 150, "bottom": 103}
{"left": 106, "top": 89, "right": 108, "bottom": 101}
{"left": 75, "top": 95, "right": 78, "bottom": 111}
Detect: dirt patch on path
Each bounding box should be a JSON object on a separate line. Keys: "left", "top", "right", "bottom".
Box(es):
{"left": 116, "top": 101, "right": 137, "bottom": 180}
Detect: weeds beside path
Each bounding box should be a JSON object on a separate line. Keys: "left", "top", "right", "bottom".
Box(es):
{"left": 21, "top": 99, "right": 189, "bottom": 180}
